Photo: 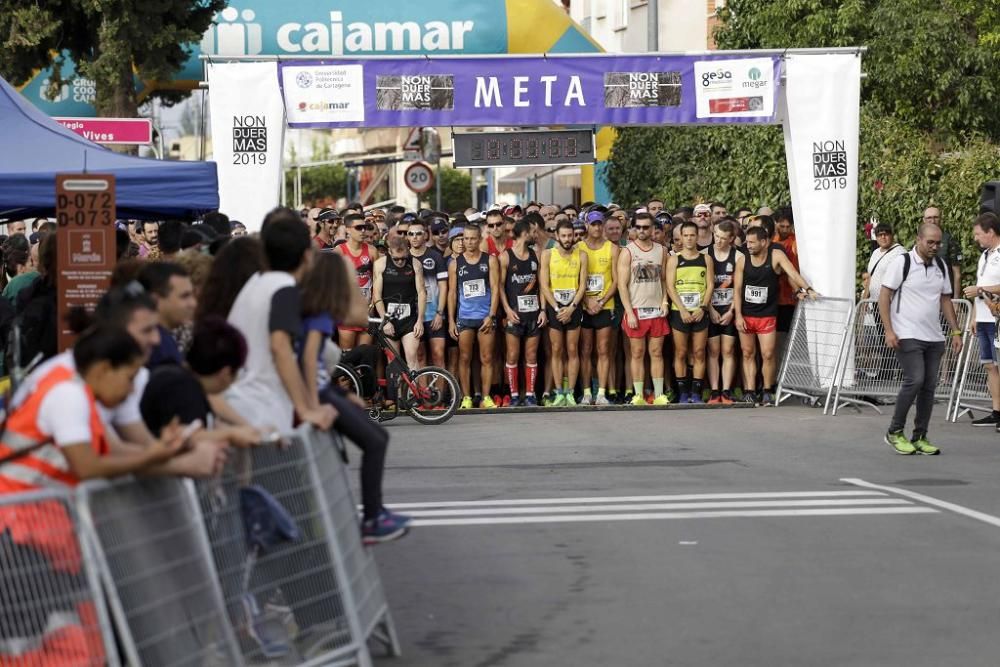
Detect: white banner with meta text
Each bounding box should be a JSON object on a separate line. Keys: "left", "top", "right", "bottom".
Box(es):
{"left": 208, "top": 61, "right": 285, "bottom": 232}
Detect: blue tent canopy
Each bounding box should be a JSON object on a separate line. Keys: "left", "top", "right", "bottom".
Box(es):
{"left": 0, "top": 76, "right": 218, "bottom": 221}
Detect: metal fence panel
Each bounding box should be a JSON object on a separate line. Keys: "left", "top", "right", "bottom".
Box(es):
{"left": 776, "top": 297, "right": 855, "bottom": 409}
{"left": 950, "top": 340, "right": 993, "bottom": 421}
{"left": 830, "top": 299, "right": 971, "bottom": 417}
{"left": 0, "top": 488, "right": 118, "bottom": 667}
{"left": 301, "top": 428, "right": 401, "bottom": 656}
{"left": 76, "top": 477, "right": 240, "bottom": 667}
{"left": 195, "top": 430, "right": 373, "bottom": 666}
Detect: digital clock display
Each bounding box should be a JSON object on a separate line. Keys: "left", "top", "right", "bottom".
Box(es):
{"left": 453, "top": 130, "right": 595, "bottom": 168}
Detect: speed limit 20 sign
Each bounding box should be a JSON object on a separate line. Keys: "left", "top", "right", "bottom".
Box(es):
{"left": 404, "top": 161, "right": 435, "bottom": 194}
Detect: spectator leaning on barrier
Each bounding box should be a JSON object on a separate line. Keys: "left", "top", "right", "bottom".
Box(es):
{"left": 961, "top": 212, "right": 1000, "bottom": 428}
{"left": 879, "top": 222, "right": 963, "bottom": 455}
{"left": 137, "top": 262, "right": 196, "bottom": 369}
{"left": 225, "top": 207, "right": 336, "bottom": 432}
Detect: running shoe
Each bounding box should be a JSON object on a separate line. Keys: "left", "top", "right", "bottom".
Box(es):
{"left": 523, "top": 395, "right": 538, "bottom": 407}
{"left": 742, "top": 390, "right": 758, "bottom": 406}
{"left": 581, "top": 393, "right": 594, "bottom": 406}
{"left": 473, "top": 393, "right": 482, "bottom": 408}
{"left": 708, "top": 392, "right": 722, "bottom": 404}
{"left": 551, "top": 393, "right": 567, "bottom": 408}
{"left": 911, "top": 435, "right": 941, "bottom": 455}
{"left": 594, "top": 394, "right": 611, "bottom": 406}
{"left": 501, "top": 395, "right": 512, "bottom": 407}
{"left": 564, "top": 393, "right": 577, "bottom": 407}
{"left": 720, "top": 391, "right": 734, "bottom": 405}
{"left": 884, "top": 431, "right": 916, "bottom": 455}
{"left": 542, "top": 393, "right": 553, "bottom": 407}
{"left": 678, "top": 392, "right": 690, "bottom": 404}
{"left": 688, "top": 393, "right": 703, "bottom": 404}
{"left": 760, "top": 391, "right": 774, "bottom": 407}
{"left": 622, "top": 392, "right": 635, "bottom": 405}
{"left": 460, "top": 396, "right": 473, "bottom": 410}
{"left": 362, "top": 509, "right": 410, "bottom": 545}
{"left": 651, "top": 394, "right": 670, "bottom": 406}
{"left": 481, "top": 396, "right": 498, "bottom": 409}
{"left": 971, "top": 413, "right": 1000, "bottom": 427}
{"left": 630, "top": 393, "right": 647, "bottom": 406}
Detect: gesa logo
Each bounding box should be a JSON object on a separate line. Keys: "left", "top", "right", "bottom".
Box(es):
{"left": 701, "top": 69, "right": 732, "bottom": 86}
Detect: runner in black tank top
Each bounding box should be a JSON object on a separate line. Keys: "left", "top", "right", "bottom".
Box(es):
{"left": 498, "top": 222, "right": 545, "bottom": 406}
{"left": 374, "top": 237, "right": 426, "bottom": 372}
{"left": 706, "top": 220, "right": 743, "bottom": 403}
{"left": 734, "top": 226, "right": 817, "bottom": 406}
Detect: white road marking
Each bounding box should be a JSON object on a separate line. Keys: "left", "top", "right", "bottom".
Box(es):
{"left": 842, "top": 478, "right": 1000, "bottom": 529}
{"left": 404, "top": 498, "right": 912, "bottom": 517}
{"left": 386, "top": 490, "right": 887, "bottom": 510}
{"left": 410, "top": 506, "right": 938, "bottom": 527}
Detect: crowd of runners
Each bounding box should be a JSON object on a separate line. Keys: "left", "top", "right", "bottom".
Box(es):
{"left": 306, "top": 199, "right": 816, "bottom": 409}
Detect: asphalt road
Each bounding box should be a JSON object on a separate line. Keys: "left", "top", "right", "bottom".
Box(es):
{"left": 362, "top": 404, "right": 1000, "bottom": 667}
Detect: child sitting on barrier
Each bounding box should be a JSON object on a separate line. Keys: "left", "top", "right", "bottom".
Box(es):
{"left": 299, "top": 251, "right": 411, "bottom": 545}
{"left": 0, "top": 324, "right": 192, "bottom": 665}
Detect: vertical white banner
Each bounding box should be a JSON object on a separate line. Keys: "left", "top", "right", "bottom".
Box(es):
{"left": 782, "top": 54, "right": 861, "bottom": 391}
{"left": 782, "top": 53, "right": 861, "bottom": 300}
{"left": 208, "top": 62, "right": 284, "bottom": 232}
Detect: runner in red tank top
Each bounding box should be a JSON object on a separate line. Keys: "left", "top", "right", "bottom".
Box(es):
{"left": 480, "top": 209, "right": 514, "bottom": 257}
{"left": 337, "top": 213, "right": 380, "bottom": 349}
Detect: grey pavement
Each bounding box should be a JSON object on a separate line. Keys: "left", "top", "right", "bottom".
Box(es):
{"left": 362, "top": 405, "right": 1000, "bottom": 667}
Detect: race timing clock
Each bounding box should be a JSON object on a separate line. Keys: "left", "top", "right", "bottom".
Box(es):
{"left": 453, "top": 129, "right": 595, "bottom": 168}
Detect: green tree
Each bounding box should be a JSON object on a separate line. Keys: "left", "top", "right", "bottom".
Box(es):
{"left": 714, "top": 0, "right": 1000, "bottom": 141}
{"left": 436, "top": 167, "right": 472, "bottom": 213}
{"left": 0, "top": 0, "right": 225, "bottom": 117}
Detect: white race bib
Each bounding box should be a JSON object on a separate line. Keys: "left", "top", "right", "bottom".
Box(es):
{"left": 712, "top": 288, "right": 733, "bottom": 307}
{"left": 586, "top": 274, "right": 605, "bottom": 295}
{"left": 462, "top": 279, "right": 486, "bottom": 299}
{"left": 680, "top": 292, "right": 702, "bottom": 309}
{"left": 637, "top": 307, "right": 663, "bottom": 320}
{"left": 387, "top": 302, "right": 411, "bottom": 319}
{"left": 554, "top": 288, "right": 576, "bottom": 306}
{"left": 517, "top": 294, "right": 540, "bottom": 313}
{"left": 744, "top": 285, "right": 768, "bottom": 305}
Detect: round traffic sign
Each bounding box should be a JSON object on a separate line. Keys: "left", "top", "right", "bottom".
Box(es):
{"left": 404, "top": 161, "right": 435, "bottom": 194}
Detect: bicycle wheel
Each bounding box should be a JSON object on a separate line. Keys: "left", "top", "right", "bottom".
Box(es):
{"left": 331, "top": 362, "right": 364, "bottom": 398}
{"left": 400, "top": 366, "right": 460, "bottom": 425}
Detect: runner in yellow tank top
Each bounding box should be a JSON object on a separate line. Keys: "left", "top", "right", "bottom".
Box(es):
{"left": 539, "top": 219, "right": 588, "bottom": 407}
{"left": 578, "top": 211, "right": 620, "bottom": 405}
{"left": 666, "top": 221, "right": 715, "bottom": 404}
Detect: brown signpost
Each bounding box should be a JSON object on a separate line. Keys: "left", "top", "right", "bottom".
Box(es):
{"left": 55, "top": 174, "right": 116, "bottom": 352}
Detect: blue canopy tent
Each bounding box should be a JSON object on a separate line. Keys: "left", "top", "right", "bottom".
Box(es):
{"left": 0, "top": 76, "right": 218, "bottom": 220}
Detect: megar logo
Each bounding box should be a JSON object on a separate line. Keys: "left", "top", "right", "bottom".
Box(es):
{"left": 748, "top": 67, "right": 762, "bottom": 81}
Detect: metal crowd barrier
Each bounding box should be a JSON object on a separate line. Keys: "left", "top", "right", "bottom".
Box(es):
{"left": 775, "top": 297, "right": 855, "bottom": 409}
{"left": 0, "top": 488, "right": 118, "bottom": 667}
{"left": 828, "top": 299, "right": 971, "bottom": 417}
{"left": 950, "top": 338, "right": 993, "bottom": 421}
{"left": 69, "top": 426, "right": 399, "bottom": 667}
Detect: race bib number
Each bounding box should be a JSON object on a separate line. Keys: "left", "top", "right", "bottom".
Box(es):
{"left": 637, "top": 307, "right": 663, "bottom": 320}
{"left": 680, "top": 292, "right": 702, "bottom": 309}
{"left": 517, "top": 294, "right": 540, "bottom": 313}
{"left": 586, "top": 274, "right": 605, "bottom": 295}
{"left": 360, "top": 286, "right": 372, "bottom": 302}
{"left": 462, "top": 279, "right": 486, "bottom": 299}
{"left": 554, "top": 288, "right": 576, "bottom": 306}
{"left": 744, "top": 285, "right": 768, "bottom": 305}
{"left": 387, "top": 302, "right": 411, "bottom": 319}
{"left": 712, "top": 288, "right": 733, "bottom": 307}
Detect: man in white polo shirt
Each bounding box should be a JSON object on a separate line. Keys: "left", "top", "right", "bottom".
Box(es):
{"left": 961, "top": 212, "right": 1000, "bottom": 428}
{"left": 878, "top": 223, "right": 963, "bottom": 455}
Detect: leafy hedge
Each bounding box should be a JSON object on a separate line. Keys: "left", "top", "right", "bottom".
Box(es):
{"left": 606, "top": 108, "right": 1000, "bottom": 287}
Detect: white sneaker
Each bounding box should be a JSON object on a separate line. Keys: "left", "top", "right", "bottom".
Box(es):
{"left": 594, "top": 394, "right": 610, "bottom": 406}
{"left": 582, "top": 393, "right": 595, "bottom": 405}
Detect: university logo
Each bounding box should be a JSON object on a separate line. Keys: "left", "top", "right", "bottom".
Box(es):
{"left": 295, "top": 71, "right": 313, "bottom": 88}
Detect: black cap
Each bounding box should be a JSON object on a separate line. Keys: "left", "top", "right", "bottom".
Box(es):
{"left": 431, "top": 220, "right": 449, "bottom": 233}
{"left": 317, "top": 208, "right": 341, "bottom": 222}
